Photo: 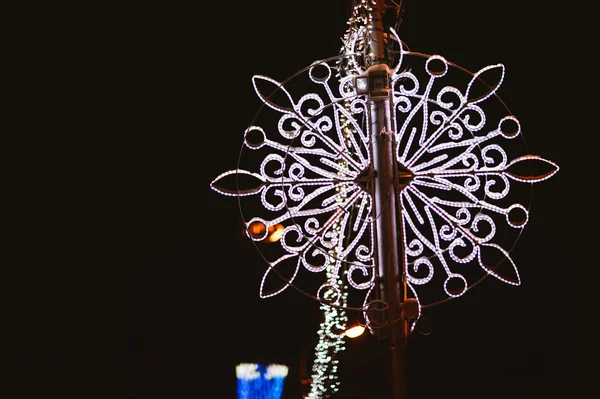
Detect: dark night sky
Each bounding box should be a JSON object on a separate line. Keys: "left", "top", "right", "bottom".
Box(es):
{"left": 122, "top": 1, "right": 581, "bottom": 398}
{"left": 13, "top": 1, "right": 582, "bottom": 398}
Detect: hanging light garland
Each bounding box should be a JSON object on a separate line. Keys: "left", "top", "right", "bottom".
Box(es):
{"left": 305, "top": 2, "right": 376, "bottom": 395}
{"left": 306, "top": 106, "right": 359, "bottom": 398}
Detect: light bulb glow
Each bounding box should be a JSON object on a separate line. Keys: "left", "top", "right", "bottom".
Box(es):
{"left": 266, "top": 224, "right": 285, "bottom": 243}
{"left": 344, "top": 325, "right": 366, "bottom": 338}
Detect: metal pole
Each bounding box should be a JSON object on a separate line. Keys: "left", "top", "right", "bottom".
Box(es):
{"left": 368, "top": 1, "right": 408, "bottom": 398}
{"left": 370, "top": 96, "right": 406, "bottom": 399}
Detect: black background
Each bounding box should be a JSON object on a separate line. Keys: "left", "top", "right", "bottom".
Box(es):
{"left": 11, "top": 1, "right": 583, "bottom": 398}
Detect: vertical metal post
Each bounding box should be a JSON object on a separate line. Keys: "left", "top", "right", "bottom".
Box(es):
{"left": 370, "top": 91, "right": 406, "bottom": 399}
{"left": 368, "top": 1, "right": 408, "bottom": 398}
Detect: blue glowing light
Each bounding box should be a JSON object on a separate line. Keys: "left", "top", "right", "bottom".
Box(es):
{"left": 236, "top": 363, "right": 288, "bottom": 399}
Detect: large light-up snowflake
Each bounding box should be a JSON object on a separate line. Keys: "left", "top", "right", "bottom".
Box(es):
{"left": 211, "top": 3, "right": 559, "bottom": 398}
{"left": 211, "top": 14, "right": 558, "bottom": 334}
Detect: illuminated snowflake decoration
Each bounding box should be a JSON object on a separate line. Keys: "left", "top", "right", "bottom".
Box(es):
{"left": 211, "top": 24, "right": 559, "bottom": 336}
{"left": 212, "top": 3, "right": 559, "bottom": 398}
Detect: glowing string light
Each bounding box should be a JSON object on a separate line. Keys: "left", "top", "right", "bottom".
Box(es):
{"left": 213, "top": 2, "right": 559, "bottom": 397}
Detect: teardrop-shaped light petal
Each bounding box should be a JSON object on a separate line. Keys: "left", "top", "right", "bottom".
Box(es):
{"left": 210, "top": 169, "right": 265, "bottom": 197}
{"left": 465, "top": 64, "right": 505, "bottom": 105}
{"left": 478, "top": 243, "right": 521, "bottom": 286}
{"left": 259, "top": 254, "right": 300, "bottom": 299}
{"left": 252, "top": 75, "right": 295, "bottom": 113}
{"left": 505, "top": 155, "right": 560, "bottom": 183}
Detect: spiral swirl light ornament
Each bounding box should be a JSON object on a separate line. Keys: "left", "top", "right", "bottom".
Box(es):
{"left": 212, "top": 1, "right": 559, "bottom": 398}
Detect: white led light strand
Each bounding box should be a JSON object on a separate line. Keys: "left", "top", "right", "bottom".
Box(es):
{"left": 306, "top": 100, "right": 361, "bottom": 399}
{"left": 212, "top": 3, "right": 559, "bottom": 396}
{"left": 212, "top": 8, "right": 558, "bottom": 306}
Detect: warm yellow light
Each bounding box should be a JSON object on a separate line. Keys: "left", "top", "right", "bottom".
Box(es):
{"left": 265, "top": 224, "right": 284, "bottom": 243}
{"left": 344, "top": 325, "right": 365, "bottom": 338}
{"left": 246, "top": 221, "right": 267, "bottom": 239}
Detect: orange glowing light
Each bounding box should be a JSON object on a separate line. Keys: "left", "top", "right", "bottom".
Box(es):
{"left": 344, "top": 325, "right": 365, "bottom": 338}
{"left": 246, "top": 221, "right": 267, "bottom": 239}
{"left": 244, "top": 221, "right": 284, "bottom": 243}
{"left": 265, "top": 224, "right": 284, "bottom": 243}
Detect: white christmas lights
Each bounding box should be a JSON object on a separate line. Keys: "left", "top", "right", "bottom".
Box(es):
{"left": 212, "top": 3, "right": 559, "bottom": 398}
{"left": 211, "top": 14, "right": 558, "bottom": 313}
